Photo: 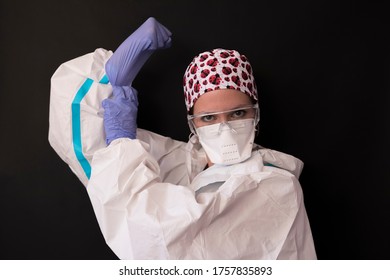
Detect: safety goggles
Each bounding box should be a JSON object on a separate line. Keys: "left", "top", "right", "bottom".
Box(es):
{"left": 187, "top": 104, "right": 259, "bottom": 134}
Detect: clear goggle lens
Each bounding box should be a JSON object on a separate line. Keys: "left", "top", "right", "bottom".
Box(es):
{"left": 187, "top": 104, "right": 259, "bottom": 135}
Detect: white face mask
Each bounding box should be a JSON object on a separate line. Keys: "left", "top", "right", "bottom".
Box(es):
{"left": 195, "top": 119, "right": 255, "bottom": 165}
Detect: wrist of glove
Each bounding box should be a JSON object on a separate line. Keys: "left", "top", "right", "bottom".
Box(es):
{"left": 102, "top": 86, "right": 138, "bottom": 145}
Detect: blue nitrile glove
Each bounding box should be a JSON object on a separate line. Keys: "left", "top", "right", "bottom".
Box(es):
{"left": 102, "top": 86, "right": 138, "bottom": 145}
{"left": 105, "top": 17, "right": 172, "bottom": 86}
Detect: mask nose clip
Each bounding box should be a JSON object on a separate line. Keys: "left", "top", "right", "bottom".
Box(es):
{"left": 218, "top": 122, "right": 238, "bottom": 135}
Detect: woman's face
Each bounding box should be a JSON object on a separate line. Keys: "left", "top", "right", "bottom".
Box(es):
{"left": 192, "top": 89, "right": 255, "bottom": 128}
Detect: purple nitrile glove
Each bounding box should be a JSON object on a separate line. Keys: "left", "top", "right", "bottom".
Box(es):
{"left": 102, "top": 17, "right": 172, "bottom": 145}
{"left": 105, "top": 17, "right": 172, "bottom": 86}
{"left": 102, "top": 86, "right": 138, "bottom": 145}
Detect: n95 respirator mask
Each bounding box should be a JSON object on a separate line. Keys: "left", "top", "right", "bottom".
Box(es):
{"left": 195, "top": 119, "right": 255, "bottom": 165}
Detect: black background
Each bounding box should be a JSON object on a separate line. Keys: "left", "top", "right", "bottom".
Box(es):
{"left": 1, "top": 0, "right": 389, "bottom": 260}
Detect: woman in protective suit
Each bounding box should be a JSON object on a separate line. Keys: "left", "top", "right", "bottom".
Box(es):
{"left": 49, "top": 17, "right": 316, "bottom": 259}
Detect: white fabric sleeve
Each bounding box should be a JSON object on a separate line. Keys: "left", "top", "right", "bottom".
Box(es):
{"left": 87, "top": 138, "right": 198, "bottom": 259}
{"left": 48, "top": 48, "right": 187, "bottom": 187}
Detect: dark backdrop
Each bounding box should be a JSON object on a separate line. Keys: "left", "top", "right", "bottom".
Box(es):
{"left": 1, "top": 0, "right": 389, "bottom": 260}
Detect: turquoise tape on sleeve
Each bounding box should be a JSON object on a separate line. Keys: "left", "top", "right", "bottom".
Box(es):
{"left": 99, "top": 74, "right": 109, "bottom": 84}
{"left": 71, "top": 74, "right": 110, "bottom": 180}
{"left": 72, "top": 78, "right": 94, "bottom": 179}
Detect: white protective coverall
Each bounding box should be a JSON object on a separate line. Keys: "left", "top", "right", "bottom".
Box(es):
{"left": 49, "top": 48, "right": 317, "bottom": 260}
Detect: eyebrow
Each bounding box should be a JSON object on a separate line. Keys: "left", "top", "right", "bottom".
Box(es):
{"left": 195, "top": 104, "right": 253, "bottom": 115}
